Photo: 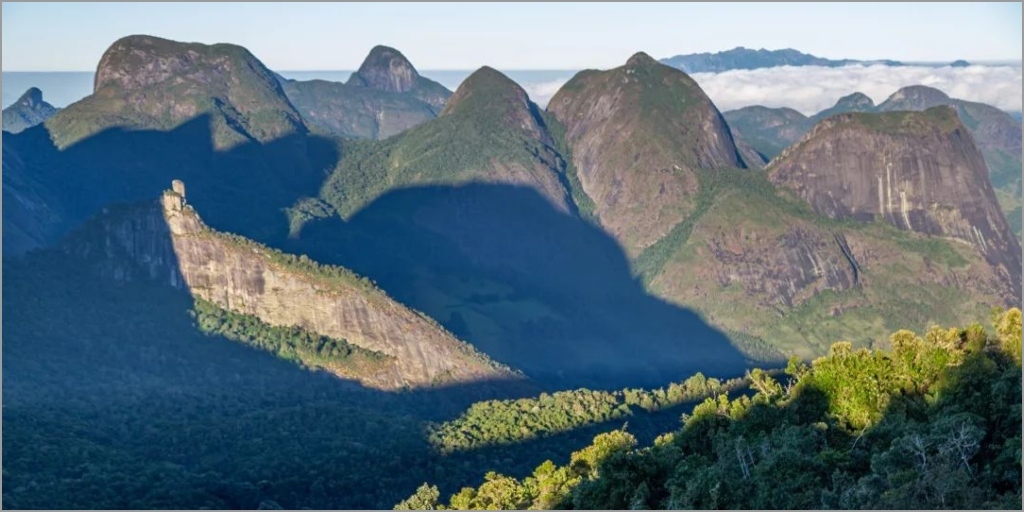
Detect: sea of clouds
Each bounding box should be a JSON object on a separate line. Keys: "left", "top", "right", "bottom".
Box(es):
{"left": 691, "top": 64, "right": 1023, "bottom": 115}
{"left": 516, "top": 64, "right": 1023, "bottom": 116}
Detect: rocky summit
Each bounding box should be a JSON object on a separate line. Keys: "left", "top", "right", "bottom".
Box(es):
{"left": 282, "top": 45, "right": 452, "bottom": 139}
{"left": 547, "top": 52, "right": 747, "bottom": 257}
{"left": 2, "top": 87, "right": 60, "bottom": 133}
{"left": 768, "top": 107, "right": 1021, "bottom": 300}
{"left": 49, "top": 34, "right": 306, "bottom": 149}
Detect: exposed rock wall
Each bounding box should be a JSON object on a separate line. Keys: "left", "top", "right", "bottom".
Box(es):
{"left": 768, "top": 107, "right": 1022, "bottom": 298}
{"left": 547, "top": 53, "right": 747, "bottom": 256}
{"left": 65, "top": 183, "right": 513, "bottom": 390}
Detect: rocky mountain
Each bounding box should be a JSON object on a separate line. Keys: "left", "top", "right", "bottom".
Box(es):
{"left": 63, "top": 181, "right": 514, "bottom": 389}
{"left": 809, "top": 92, "right": 877, "bottom": 123}
{"left": 547, "top": 52, "right": 747, "bottom": 258}
{"left": 2, "top": 132, "right": 64, "bottom": 254}
{"left": 3, "top": 35, "right": 327, "bottom": 256}
{"left": 723, "top": 106, "right": 811, "bottom": 162}
{"left": 50, "top": 34, "right": 306, "bottom": 150}
{"left": 281, "top": 64, "right": 750, "bottom": 388}
{"left": 280, "top": 45, "right": 452, "bottom": 140}
{"left": 659, "top": 47, "right": 903, "bottom": 73}
{"left": 724, "top": 85, "right": 1023, "bottom": 238}
{"left": 312, "top": 65, "right": 575, "bottom": 221}
{"left": 2, "top": 87, "right": 59, "bottom": 133}
{"left": 768, "top": 107, "right": 1021, "bottom": 300}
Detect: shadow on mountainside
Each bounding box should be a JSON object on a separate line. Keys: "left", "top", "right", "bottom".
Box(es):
{"left": 4, "top": 113, "right": 754, "bottom": 509}
{"left": 2, "top": 213, "right": 729, "bottom": 510}
{"left": 289, "top": 183, "right": 754, "bottom": 390}
{"left": 3, "top": 114, "right": 338, "bottom": 254}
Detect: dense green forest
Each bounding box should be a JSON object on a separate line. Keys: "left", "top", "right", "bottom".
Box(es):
{"left": 398, "top": 309, "right": 1023, "bottom": 509}
{"left": 1, "top": 251, "right": 745, "bottom": 509}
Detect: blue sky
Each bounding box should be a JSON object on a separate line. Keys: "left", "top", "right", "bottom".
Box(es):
{"left": 2, "top": 2, "right": 1021, "bottom": 71}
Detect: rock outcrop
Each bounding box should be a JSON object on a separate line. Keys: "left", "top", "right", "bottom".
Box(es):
{"left": 547, "top": 52, "right": 747, "bottom": 256}
{"left": 768, "top": 107, "right": 1021, "bottom": 300}
{"left": 347, "top": 45, "right": 450, "bottom": 112}
{"left": 48, "top": 34, "right": 306, "bottom": 149}
{"left": 2, "top": 87, "right": 59, "bottom": 133}
{"left": 64, "top": 182, "right": 515, "bottom": 390}
{"left": 282, "top": 45, "right": 452, "bottom": 140}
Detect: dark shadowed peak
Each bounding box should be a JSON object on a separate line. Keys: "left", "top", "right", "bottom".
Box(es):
{"left": 347, "top": 45, "right": 420, "bottom": 93}
{"left": 878, "top": 85, "right": 953, "bottom": 111}
{"left": 3, "top": 87, "right": 59, "bottom": 134}
{"left": 16, "top": 87, "right": 44, "bottom": 107}
{"left": 440, "top": 66, "right": 531, "bottom": 117}
{"left": 625, "top": 51, "right": 658, "bottom": 68}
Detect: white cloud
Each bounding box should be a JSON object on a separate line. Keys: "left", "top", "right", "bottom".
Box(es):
{"left": 520, "top": 79, "right": 569, "bottom": 108}
{"left": 688, "top": 64, "right": 1023, "bottom": 115}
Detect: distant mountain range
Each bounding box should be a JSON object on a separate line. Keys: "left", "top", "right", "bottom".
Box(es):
{"left": 658, "top": 46, "right": 972, "bottom": 73}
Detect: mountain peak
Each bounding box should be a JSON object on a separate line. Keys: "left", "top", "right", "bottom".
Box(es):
{"left": 93, "top": 34, "right": 262, "bottom": 93}
{"left": 625, "top": 52, "right": 658, "bottom": 68}
{"left": 879, "top": 85, "right": 953, "bottom": 112}
{"left": 347, "top": 45, "right": 420, "bottom": 93}
{"left": 440, "top": 66, "right": 530, "bottom": 117}
{"left": 17, "top": 87, "right": 44, "bottom": 107}
{"left": 835, "top": 92, "right": 875, "bottom": 109}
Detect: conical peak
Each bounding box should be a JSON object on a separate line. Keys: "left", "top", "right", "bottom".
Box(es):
{"left": 348, "top": 45, "right": 420, "bottom": 93}
{"left": 17, "top": 87, "right": 44, "bottom": 107}
{"left": 440, "top": 66, "right": 530, "bottom": 117}
{"left": 625, "top": 52, "right": 658, "bottom": 68}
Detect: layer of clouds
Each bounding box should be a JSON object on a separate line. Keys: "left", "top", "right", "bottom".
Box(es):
{"left": 689, "top": 64, "right": 1023, "bottom": 115}
{"left": 521, "top": 79, "right": 570, "bottom": 108}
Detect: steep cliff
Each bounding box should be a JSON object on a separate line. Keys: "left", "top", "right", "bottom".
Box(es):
{"left": 644, "top": 169, "right": 1015, "bottom": 359}
{"left": 2, "top": 87, "right": 59, "bottom": 133}
{"left": 547, "top": 52, "right": 747, "bottom": 257}
{"left": 722, "top": 85, "right": 1023, "bottom": 238}
{"left": 282, "top": 45, "right": 452, "bottom": 139}
{"left": 63, "top": 181, "right": 514, "bottom": 390}
{"left": 767, "top": 107, "right": 1021, "bottom": 299}
{"left": 347, "top": 45, "right": 451, "bottom": 112}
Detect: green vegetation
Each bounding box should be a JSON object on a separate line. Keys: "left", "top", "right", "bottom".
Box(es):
{"left": 317, "top": 79, "right": 562, "bottom": 219}
{"left": 843, "top": 106, "right": 962, "bottom": 135}
{"left": 633, "top": 167, "right": 849, "bottom": 285}
{"left": 429, "top": 373, "right": 748, "bottom": 454}
{"left": 400, "top": 310, "right": 1023, "bottom": 509}
{"left": 540, "top": 111, "right": 597, "bottom": 222}
{"left": 283, "top": 196, "right": 336, "bottom": 238}
{"left": 191, "top": 297, "right": 391, "bottom": 373}
{"left": 205, "top": 222, "right": 383, "bottom": 295}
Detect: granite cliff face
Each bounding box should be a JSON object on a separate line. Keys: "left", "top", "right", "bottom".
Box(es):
{"left": 48, "top": 34, "right": 306, "bottom": 149}
{"left": 282, "top": 45, "right": 452, "bottom": 140}
{"left": 347, "top": 45, "right": 451, "bottom": 112}
{"left": 768, "top": 107, "right": 1021, "bottom": 299}
{"left": 2, "top": 87, "right": 60, "bottom": 133}
{"left": 722, "top": 85, "right": 1022, "bottom": 239}
{"left": 547, "top": 52, "right": 747, "bottom": 256}
{"left": 63, "top": 182, "right": 514, "bottom": 390}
